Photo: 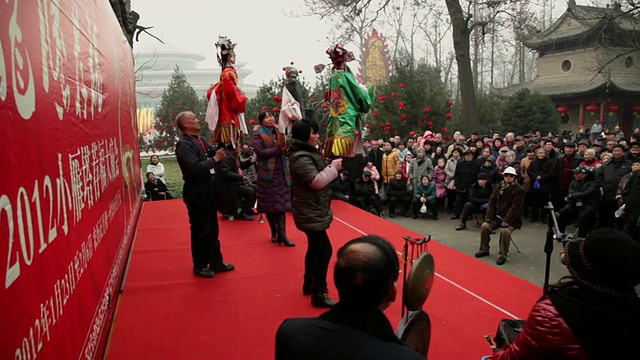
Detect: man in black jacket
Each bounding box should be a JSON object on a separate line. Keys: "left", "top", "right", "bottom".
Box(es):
{"left": 557, "top": 166, "right": 599, "bottom": 238}
{"left": 456, "top": 172, "right": 493, "bottom": 230}
{"left": 597, "top": 145, "right": 631, "bottom": 229}
{"left": 275, "top": 235, "right": 424, "bottom": 360}
{"left": 174, "top": 111, "right": 235, "bottom": 278}
{"left": 451, "top": 150, "right": 481, "bottom": 219}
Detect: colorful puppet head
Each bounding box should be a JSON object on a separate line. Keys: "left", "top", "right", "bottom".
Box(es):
{"left": 326, "top": 44, "right": 354, "bottom": 68}
{"left": 216, "top": 36, "right": 237, "bottom": 66}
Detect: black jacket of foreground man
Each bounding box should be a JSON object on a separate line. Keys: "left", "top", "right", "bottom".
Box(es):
{"left": 275, "top": 303, "right": 424, "bottom": 360}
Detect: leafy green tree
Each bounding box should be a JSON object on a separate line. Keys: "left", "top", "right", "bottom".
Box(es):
{"left": 367, "top": 56, "right": 453, "bottom": 141}
{"left": 501, "top": 89, "right": 559, "bottom": 136}
{"left": 477, "top": 91, "right": 506, "bottom": 135}
{"left": 154, "top": 65, "right": 208, "bottom": 150}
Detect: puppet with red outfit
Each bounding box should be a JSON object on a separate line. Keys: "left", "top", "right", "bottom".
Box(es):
{"left": 205, "top": 36, "right": 248, "bottom": 148}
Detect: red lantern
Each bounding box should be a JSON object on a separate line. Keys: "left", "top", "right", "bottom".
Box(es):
{"left": 399, "top": 83, "right": 405, "bottom": 89}
{"left": 398, "top": 102, "right": 405, "bottom": 110}
{"left": 441, "top": 127, "right": 448, "bottom": 133}
{"left": 321, "top": 103, "right": 328, "bottom": 109}
{"left": 557, "top": 105, "right": 569, "bottom": 114}
{"left": 379, "top": 95, "right": 387, "bottom": 102}
{"left": 423, "top": 107, "right": 431, "bottom": 113}
{"left": 391, "top": 92, "right": 397, "bottom": 98}
{"left": 606, "top": 104, "right": 619, "bottom": 112}
{"left": 448, "top": 100, "right": 454, "bottom": 107}
{"left": 585, "top": 104, "right": 599, "bottom": 114}
{"left": 372, "top": 112, "right": 378, "bottom": 117}
{"left": 400, "top": 114, "right": 408, "bottom": 120}
{"left": 385, "top": 127, "right": 391, "bottom": 132}
{"left": 262, "top": 106, "right": 269, "bottom": 110}
{"left": 446, "top": 112, "right": 453, "bottom": 118}
{"left": 364, "top": 124, "right": 371, "bottom": 129}
{"left": 630, "top": 104, "right": 640, "bottom": 115}
{"left": 385, "top": 121, "right": 392, "bottom": 126}
{"left": 249, "top": 119, "right": 256, "bottom": 125}
{"left": 409, "top": 131, "right": 416, "bottom": 137}
{"left": 427, "top": 121, "right": 433, "bottom": 127}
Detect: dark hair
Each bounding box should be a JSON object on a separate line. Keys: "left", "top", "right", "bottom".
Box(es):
{"left": 146, "top": 171, "right": 155, "bottom": 180}
{"left": 258, "top": 110, "right": 272, "bottom": 124}
{"left": 334, "top": 235, "right": 399, "bottom": 307}
{"left": 613, "top": 144, "right": 625, "bottom": 152}
{"left": 291, "top": 119, "right": 318, "bottom": 142}
{"left": 149, "top": 155, "right": 159, "bottom": 163}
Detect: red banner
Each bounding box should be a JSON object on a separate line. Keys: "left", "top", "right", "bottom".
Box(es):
{"left": 0, "top": 1, "right": 141, "bottom": 359}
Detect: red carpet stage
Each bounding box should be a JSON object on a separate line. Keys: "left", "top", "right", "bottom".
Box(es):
{"left": 107, "top": 200, "right": 541, "bottom": 359}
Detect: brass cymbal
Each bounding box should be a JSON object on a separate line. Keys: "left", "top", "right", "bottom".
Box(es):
{"left": 403, "top": 252, "right": 435, "bottom": 311}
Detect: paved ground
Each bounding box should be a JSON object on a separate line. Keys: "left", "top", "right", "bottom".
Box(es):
{"left": 386, "top": 212, "right": 570, "bottom": 288}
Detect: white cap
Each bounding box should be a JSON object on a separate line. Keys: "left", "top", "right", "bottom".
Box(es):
{"left": 503, "top": 166, "right": 518, "bottom": 176}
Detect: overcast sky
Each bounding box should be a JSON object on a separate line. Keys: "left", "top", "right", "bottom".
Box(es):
{"left": 132, "top": 0, "right": 333, "bottom": 87}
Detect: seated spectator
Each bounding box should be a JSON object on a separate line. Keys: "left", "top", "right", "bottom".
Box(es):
{"left": 456, "top": 172, "right": 493, "bottom": 230}
{"left": 275, "top": 235, "right": 424, "bottom": 360}
{"left": 386, "top": 170, "right": 412, "bottom": 218}
{"left": 556, "top": 166, "right": 599, "bottom": 238}
{"left": 411, "top": 175, "right": 438, "bottom": 220}
{"left": 144, "top": 172, "right": 173, "bottom": 201}
{"left": 215, "top": 145, "right": 258, "bottom": 221}
{"left": 147, "top": 155, "right": 166, "bottom": 184}
{"left": 480, "top": 156, "right": 500, "bottom": 186}
{"left": 238, "top": 143, "right": 258, "bottom": 184}
{"left": 354, "top": 170, "right": 383, "bottom": 216}
{"left": 331, "top": 170, "right": 352, "bottom": 202}
{"left": 491, "top": 229, "right": 640, "bottom": 359}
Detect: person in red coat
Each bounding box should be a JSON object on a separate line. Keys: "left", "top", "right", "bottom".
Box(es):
{"left": 492, "top": 228, "right": 640, "bottom": 359}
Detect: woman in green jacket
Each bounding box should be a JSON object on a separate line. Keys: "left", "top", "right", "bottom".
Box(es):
{"left": 411, "top": 175, "right": 438, "bottom": 220}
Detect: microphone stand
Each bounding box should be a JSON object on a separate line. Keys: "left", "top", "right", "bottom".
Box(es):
{"left": 543, "top": 201, "right": 568, "bottom": 295}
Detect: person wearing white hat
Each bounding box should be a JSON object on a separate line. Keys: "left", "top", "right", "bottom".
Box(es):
{"left": 475, "top": 166, "right": 525, "bottom": 265}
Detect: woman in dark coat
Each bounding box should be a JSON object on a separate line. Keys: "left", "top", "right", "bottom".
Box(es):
{"left": 287, "top": 119, "right": 342, "bottom": 308}
{"left": 252, "top": 111, "right": 294, "bottom": 246}
{"left": 527, "top": 147, "right": 556, "bottom": 222}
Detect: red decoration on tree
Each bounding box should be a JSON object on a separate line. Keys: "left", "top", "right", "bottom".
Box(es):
{"left": 423, "top": 107, "right": 431, "bottom": 113}
{"left": 394, "top": 131, "right": 399, "bottom": 135}
{"left": 310, "top": 97, "right": 316, "bottom": 103}
{"left": 445, "top": 135, "right": 451, "bottom": 141}
{"left": 379, "top": 123, "right": 385, "bottom": 128}
{"left": 400, "top": 114, "right": 408, "bottom": 120}
{"left": 249, "top": 119, "right": 256, "bottom": 125}
{"left": 448, "top": 100, "right": 454, "bottom": 107}
{"left": 557, "top": 105, "right": 569, "bottom": 114}
{"left": 385, "top": 121, "right": 392, "bottom": 126}
{"left": 422, "top": 116, "right": 427, "bottom": 120}
{"left": 379, "top": 95, "right": 387, "bottom": 102}
{"left": 441, "top": 127, "right": 448, "bottom": 133}
{"left": 446, "top": 112, "right": 453, "bottom": 118}
{"left": 372, "top": 112, "right": 378, "bottom": 117}
{"left": 273, "top": 107, "right": 279, "bottom": 113}
{"left": 427, "top": 121, "right": 433, "bottom": 127}
{"left": 273, "top": 95, "right": 282, "bottom": 103}
{"left": 399, "top": 83, "right": 405, "bottom": 89}
{"left": 321, "top": 103, "right": 328, "bottom": 109}
{"left": 178, "top": 104, "right": 183, "bottom": 108}
{"left": 364, "top": 124, "right": 371, "bottom": 129}
{"left": 170, "top": 122, "right": 176, "bottom": 126}
{"left": 419, "top": 121, "right": 424, "bottom": 126}
{"left": 169, "top": 113, "right": 174, "bottom": 118}
{"left": 262, "top": 106, "right": 269, "bottom": 110}
{"left": 606, "top": 104, "right": 619, "bottom": 112}
{"left": 187, "top": 106, "right": 192, "bottom": 110}
{"left": 391, "top": 92, "right": 397, "bottom": 98}
{"left": 324, "top": 90, "right": 329, "bottom": 101}
{"left": 398, "top": 102, "right": 405, "bottom": 110}
{"left": 586, "top": 104, "right": 599, "bottom": 114}
{"left": 409, "top": 131, "right": 416, "bottom": 137}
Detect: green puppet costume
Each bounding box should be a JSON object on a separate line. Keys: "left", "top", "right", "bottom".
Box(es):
{"left": 323, "top": 45, "right": 374, "bottom": 158}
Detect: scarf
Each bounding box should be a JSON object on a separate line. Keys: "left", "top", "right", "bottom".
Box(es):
{"left": 499, "top": 180, "right": 514, "bottom": 195}
{"left": 257, "top": 126, "right": 291, "bottom": 185}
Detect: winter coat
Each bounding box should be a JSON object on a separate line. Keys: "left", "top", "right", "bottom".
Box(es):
{"left": 567, "top": 176, "right": 599, "bottom": 208}
{"left": 287, "top": 138, "right": 337, "bottom": 233}
{"left": 520, "top": 157, "right": 533, "bottom": 192}
{"left": 453, "top": 160, "right": 481, "bottom": 193}
{"left": 486, "top": 182, "right": 525, "bottom": 229}
{"left": 527, "top": 156, "right": 555, "bottom": 193}
{"left": 215, "top": 150, "right": 250, "bottom": 215}
{"left": 147, "top": 162, "right": 166, "bottom": 184}
{"left": 433, "top": 166, "right": 448, "bottom": 198}
{"left": 355, "top": 177, "right": 378, "bottom": 197}
{"left": 381, "top": 149, "right": 401, "bottom": 184}
{"left": 413, "top": 182, "right": 436, "bottom": 203}
{"left": 622, "top": 170, "right": 640, "bottom": 222}
{"left": 559, "top": 154, "right": 584, "bottom": 191}
{"left": 445, "top": 157, "right": 458, "bottom": 187}
{"left": 480, "top": 164, "right": 500, "bottom": 186}
{"left": 363, "top": 165, "right": 381, "bottom": 182}
{"left": 597, "top": 157, "right": 631, "bottom": 201}
{"left": 252, "top": 129, "right": 292, "bottom": 214}
{"left": 238, "top": 150, "right": 258, "bottom": 183}
{"left": 408, "top": 156, "right": 435, "bottom": 189}
{"left": 468, "top": 182, "right": 493, "bottom": 206}
{"left": 386, "top": 178, "right": 409, "bottom": 198}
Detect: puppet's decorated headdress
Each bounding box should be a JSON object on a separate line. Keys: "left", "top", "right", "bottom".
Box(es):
{"left": 283, "top": 61, "right": 302, "bottom": 81}
{"left": 326, "top": 44, "right": 353, "bottom": 66}
{"left": 215, "top": 35, "right": 237, "bottom": 66}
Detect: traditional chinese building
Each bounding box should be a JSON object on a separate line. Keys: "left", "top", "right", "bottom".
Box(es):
{"left": 509, "top": 0, "right": 640, "bottom": 134}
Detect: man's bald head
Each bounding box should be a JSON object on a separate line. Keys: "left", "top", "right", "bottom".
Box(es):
{"left": 334, "top": 235, "right": 399, "bottom": 308}
{"left": 176, "top": 111, "right": 195, "bottom": 131}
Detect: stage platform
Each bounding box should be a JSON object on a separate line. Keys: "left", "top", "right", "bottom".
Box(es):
{"left": 106, "top": 200, "right": 541, "bottom": 359}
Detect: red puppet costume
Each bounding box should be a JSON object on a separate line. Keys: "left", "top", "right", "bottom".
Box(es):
{"left": 205, "top": 36, "right": 248, "bottom": 148}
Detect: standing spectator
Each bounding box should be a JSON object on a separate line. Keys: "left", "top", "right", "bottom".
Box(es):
{"left": 381, "top": 141, "right": 401, "bottom": 185}
{"left": 475, "top": 167, "right": 525, "bottom": 265}
{"left": 367, "top": 142, "right": 384, "bottom": 187}
{"left": 287, "top": 119, "right": 342, "bottom": 307}
{"left": 620, "top": 160, "right": 640, "bottom": 242}
{"left": 386, "top": 170, "right": 411, "bottom": 218}
{"left": 455, "top": 172, "right": 493, "bottom": 230}
{"left": 408, "top": 147, "right": 434, "bottom": 191}
{"left": 579, "top": 149, "right": 601, "bottom": 169}
{"left": 480, "top": 156, "right": 500, "bottom": 186}
{"left": 238, "top": 143, "right": 258, "bottom": 184}
{"left": 144, "top": 172, "right": 173, "bottom": 201}
{"left": 451, "top": 150, "right": 481, "bottom": 220}
{"left": 433, "top": 158, "right": 448, "bottom": 211}
{"left": 557, "top": 142, "right": 584, "bottom": 207}
{"left": 147, "top": 155, "right": 166, "bottom": 184}
{"left": 513, "top": 136, "right": 527, "bottom": 160}
{"left": 597, "top": 145, "right": 631, "bottom": 229}
{"left": 215, "top": 145, "right": 258, "bottom": 221}
{"left": 498, "top": 151, "right": 521, "bottom": 181}
{"left": 626, "top": 141, "right": 640, "bottom": 163}
{"left": 590, "top": 119, "right": 603, "bottom": 142}
{"left": 402, "top": 153, "right": 413, "bottom": 184}
{"left": 445, "top": 148, "right": 462, "bottom": 213}
{"left": 557, "top": 166, "right": 599, "bottom": 238}
{"left": 614, "top": 125, "right": 625, "bottom": 140}
{"left": 397, "top": 141, "right": 409, "bottom": 163}
{"left": 252, "top": 111, "right": 293, "bottom": 246}
{"left": 411, "top": 175, "right": 438, "bottom": 220}
{"left": 520, "top": 147, "right": 535, "bottom": 218}
{"left": 174, "top": 111, "right": 235, "bottom": 278}
{"left": 527, "top": 148, "right": 555, "bottom": 223}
